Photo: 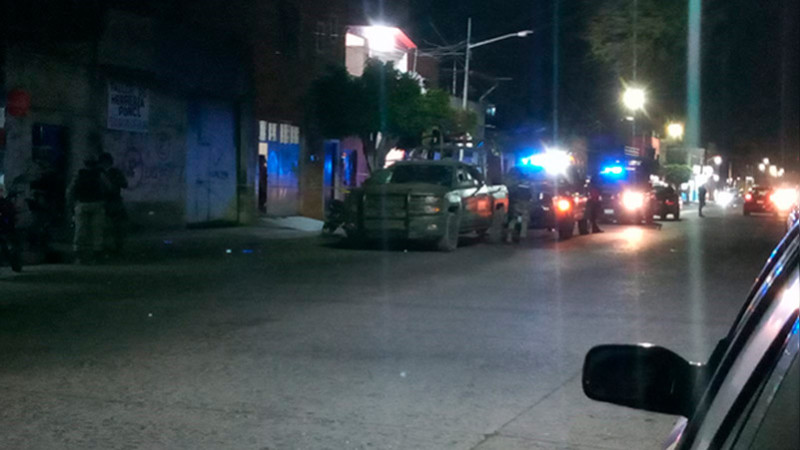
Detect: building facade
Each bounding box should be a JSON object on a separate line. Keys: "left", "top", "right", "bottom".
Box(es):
{"left": 1, "top": 2, "right": 255, "bottom": 230}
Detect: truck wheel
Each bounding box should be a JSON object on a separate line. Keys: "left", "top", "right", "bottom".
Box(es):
{"left": 437, "top": 212, "right": 461, "bottom": 252}
{"left": 557, "top": 220, "right": 574, "bottom": 240}
{"left": 578, "top": 218, "right": 590, "bottom": 235}
{"left": 486, "top": 207, "right": 506, "bottom": 243}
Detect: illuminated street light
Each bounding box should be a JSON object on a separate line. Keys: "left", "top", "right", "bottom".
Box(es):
{"left": 667, "top": 122, "right": 684, "bottom": 140}
{"left": 622, "top": 87, "right": 646, "bottom": 111}
{"left": 758, "top": 163, "right": 766, "bottom": 172}
{"left": 462, "top": 19, "right": 534, "bottom": 109}
{"left": 778, "top": 168, "right": 785, "bottom": 177}
{"left": 713, "top": 155, "right": 722, "bottom": 166}
{"left": 361, "top": 26, "right": 399, "bottom": 52}
{"left": 769, "top": 165, "right": 778, "bottom": 177}
{"left": 763, "top": 158, "right": 770, "bottom": 165}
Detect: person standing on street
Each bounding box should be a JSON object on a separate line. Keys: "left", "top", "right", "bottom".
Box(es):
{"left": 505, "top": 177, "right": 532, "bottom": 243}
{"left": 587, "top": 179, "right": 604, "bottom": 233}
{"left": 698, "top": 184, "right": 708, "bottom": 218}
{"left": 0, "top": 184, "right": 23, "bottom": 274}
{"left": 99, "top": 152, "right": 129, "bottom": 255}
{"left": 68, "top": 157, "right": 108, "bottom": 263}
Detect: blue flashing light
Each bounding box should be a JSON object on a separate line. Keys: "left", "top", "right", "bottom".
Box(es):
{"left": 601, "top": 166, "right": 624, "bottom": 176}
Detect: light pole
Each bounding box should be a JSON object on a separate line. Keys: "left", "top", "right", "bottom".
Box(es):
{"left": 622, "top": 87, "right": 645, "bottom": 143}
{"left": 462, "top": 19, "right": 533, "bottom": 109}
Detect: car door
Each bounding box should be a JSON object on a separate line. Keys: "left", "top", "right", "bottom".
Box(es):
{"left": 723, "top": 329, "right": 798, "bottom": 449}
{"left": 467, "top": 166, "right": 494, "bottom": 229}
{"left": 454, "top": 165, "right": 481, "bottom": 230}
{"left": 674, "top": 230, "right": 799, "bottom": 449}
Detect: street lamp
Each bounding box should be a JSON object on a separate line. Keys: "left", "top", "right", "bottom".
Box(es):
{"left": 713, "top": 155, "right": 722, "bottom": 166}
{"left": 622, "top": 87, "right": 646, "bottom": 111}
{"left": 622, "top": 87, "right": 645, "bottom": 144}
{"left": 763, "top": 158, "right": 770, "bottom": 165}
{"left": 667, "top": 122, "right": 684, "bottom": 140}
{"left": 758, "top": 163, "right": 766, "bottom": 172}
{"left": 462, "top": 18, "right": 533, "bottom": 109}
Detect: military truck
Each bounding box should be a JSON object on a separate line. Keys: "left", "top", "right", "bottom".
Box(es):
{"left": 344, "top": 160, "right": 508, "bottom": 251}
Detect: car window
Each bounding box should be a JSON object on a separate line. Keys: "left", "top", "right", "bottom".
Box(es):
{"left": 723, "top": 331, "right": 799, "bottom": 449}
{"left": 364, "top": 168, "right": 393, "bottom": 186}
{"left": 456, "top": 168, "right": 477, "bottom": 187}
{"left": 389, "top": 165, "right": 453, "bottom": 186}
{"left": 680, "top": 265, "right": 800, "bottom": 449}
{"left": 745, "top": 352, "right": 799, "bottom": 449}
{"left": 466, "top": 166, "right": 485, "bottom": 185}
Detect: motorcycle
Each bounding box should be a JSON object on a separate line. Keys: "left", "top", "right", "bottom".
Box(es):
{"left": 323, "top": 199, "right": 347, "bottom": 234}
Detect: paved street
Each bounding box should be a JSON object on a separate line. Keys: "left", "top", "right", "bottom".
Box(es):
{"left": 0, "top": 207, "right": 788, "bottom": 450}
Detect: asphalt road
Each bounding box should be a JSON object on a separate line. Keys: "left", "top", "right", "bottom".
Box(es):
{"left": 0, "top": 206, "right": 788, "bottom": 449}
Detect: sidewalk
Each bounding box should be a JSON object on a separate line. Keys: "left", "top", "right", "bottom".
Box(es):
{"left": 121, "top": 216, "right": 325, "bottom": 260}
{"left": 11, "top": 216, "right": 325, "bottom": 268}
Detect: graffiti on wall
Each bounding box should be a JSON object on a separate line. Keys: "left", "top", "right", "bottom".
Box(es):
{"left": 107, "top": 130, "right": 185, "bottom": 202}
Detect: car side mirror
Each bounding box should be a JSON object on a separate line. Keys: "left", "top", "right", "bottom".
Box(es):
{"left": 583, "top": 344, "right": 705, "bottom": 417}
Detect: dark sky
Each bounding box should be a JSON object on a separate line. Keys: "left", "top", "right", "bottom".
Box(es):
{"left": 406, "top": 0, "right": 799, "bottom": 163}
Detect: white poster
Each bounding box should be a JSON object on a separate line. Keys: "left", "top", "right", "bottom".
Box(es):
{"left": 107, "top": 82, "right": 149, "bottom": 132}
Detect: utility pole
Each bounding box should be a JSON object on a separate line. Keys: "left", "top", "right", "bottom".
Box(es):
{"left": 632, "top": 0, "right": 638, "bottom": 143}
{"left": 452, "top": 59, "right": 457, "bottom": 96}
{"left": 462, "top": 17, "right": 472, "bottom": 110}
{"left": 686, "top": 0, "right": 702, "bottom": 149}
{"left": 633, "top": 0, "right": 638, "bottom": 82}
{"left": 552, "top": 0, "right": 560, "bottom": 144}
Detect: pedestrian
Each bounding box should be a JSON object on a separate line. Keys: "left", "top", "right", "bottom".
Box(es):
{"left": 68, "top": 157, "right": 108, "bottom": 263}
{"left": 99, "top": 152, "right": 129, "bottom": 255}
{"left": 505, "top": 179, "right": 531, "bottom": 243}
{"left": 0, "top": 184, "right": 23, "bottom": 274}
{"left": 587, "top": 179, "right": 604, "bottom": 233}
{"left": 698, "top": 184, "right": 708, "bottom": 218}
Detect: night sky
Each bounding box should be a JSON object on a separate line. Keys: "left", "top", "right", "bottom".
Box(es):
{"left": 407, "top": 0, "right": 799, "bottom": 165}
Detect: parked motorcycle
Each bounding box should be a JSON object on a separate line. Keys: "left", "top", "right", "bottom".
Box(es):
{"left": 323, "top": 199, "right": 346, "bottom": 234}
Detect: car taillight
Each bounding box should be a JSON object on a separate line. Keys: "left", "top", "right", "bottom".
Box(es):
{"left": 556, "top": 198, "right": 572, "bottom": 212}
{"left": 665, "top": 200, "right": 675, "bottom": 205}
{"left": 622, "top": 191, "right": 645, "bottom": 210}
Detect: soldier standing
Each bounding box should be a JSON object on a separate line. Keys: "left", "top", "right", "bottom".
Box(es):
{"left": 0, "top": 184, "right": 23, "bottom": 274}
{"left": 68, "top": 157, "right": 108, "bottom": 263}
{"left": 505, "top": 177, "right": 532, "bottom": 243}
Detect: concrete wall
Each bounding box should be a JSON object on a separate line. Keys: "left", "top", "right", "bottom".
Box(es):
{"left": 2, "top": 8, "right": 255, "bottom": 229}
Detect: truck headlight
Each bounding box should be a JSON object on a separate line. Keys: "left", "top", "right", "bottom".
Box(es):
{"left": 409, "top": 195, "right": 443, "bottom": 214}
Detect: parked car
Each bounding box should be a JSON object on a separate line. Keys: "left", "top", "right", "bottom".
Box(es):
{"left": 742, "top": 185, "right": 774, "bottom": 215}
{"left": 582, "top": 222, "right": 799, "bottom": 449}
{"left": 652, "top": 185, "right": 681, "bottom": 220}
{"left": 505, "top": 164, "right": 589, "bottom": 240}
{"left": 343, "top": 160, "right": 508, "bottom": 251}
{"left": 599, "top": 183, "right": 655, "bottom": 225}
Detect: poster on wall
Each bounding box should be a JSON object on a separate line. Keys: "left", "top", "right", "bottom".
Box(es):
{"left": 107, "top": 82, "right": 149, "bottom": 133}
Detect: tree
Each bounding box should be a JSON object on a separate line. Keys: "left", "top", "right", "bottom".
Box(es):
{"left": 311, "top": 61, "right": 470, "bottom": 171}
{"left": 660, "top": 164, "right": 693, "bottom": 187}
{"left": 584, "top": 0, "right": 687, "bottom": 118}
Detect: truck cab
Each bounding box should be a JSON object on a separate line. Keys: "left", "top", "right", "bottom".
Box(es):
{"left": 344, "top": 160, "right": 508, "bottom": 251}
